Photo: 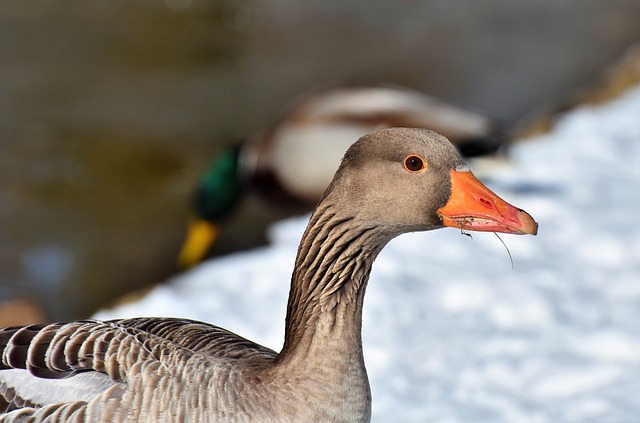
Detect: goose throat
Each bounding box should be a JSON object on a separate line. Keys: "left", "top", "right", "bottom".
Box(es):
{"left": 278, "top": 202, "right": 390, "bottom": 361}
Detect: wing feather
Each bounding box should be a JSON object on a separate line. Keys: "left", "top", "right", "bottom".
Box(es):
{"left": 0, "top": 317, "right": 277, "bottom": 418}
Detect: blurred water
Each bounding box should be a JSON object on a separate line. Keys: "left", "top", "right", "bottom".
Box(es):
{"left": 1, "top": 0, "right": 639, "bottom": 321}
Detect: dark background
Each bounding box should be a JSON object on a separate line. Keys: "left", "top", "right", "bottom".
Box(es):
{"left": 1, "top": 0, "right": 639, "bottom": 321}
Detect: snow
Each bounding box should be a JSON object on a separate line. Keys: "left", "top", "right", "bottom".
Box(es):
{"left": 95, "top": 84, "right": 640, "bottom": 422}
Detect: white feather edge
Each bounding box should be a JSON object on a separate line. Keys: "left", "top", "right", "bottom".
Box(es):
{"left": 0, "top": 369, "right": 119, "bottom": 406}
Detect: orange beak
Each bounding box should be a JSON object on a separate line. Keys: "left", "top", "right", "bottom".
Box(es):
{"left": 438, "top": 171, "right": 538, "bottom": 235}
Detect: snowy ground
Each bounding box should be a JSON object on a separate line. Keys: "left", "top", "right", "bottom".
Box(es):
{"left": 96, "top": 85, "right": 640, "bottom": 423}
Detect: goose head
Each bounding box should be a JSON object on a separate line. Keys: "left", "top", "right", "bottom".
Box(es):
{"left": 322, "top": 127, "right": 537, "bottom": 237}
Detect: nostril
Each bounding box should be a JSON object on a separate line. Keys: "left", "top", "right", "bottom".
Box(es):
{"left": 479, "top": 197, "right": 496, "bottom": 210}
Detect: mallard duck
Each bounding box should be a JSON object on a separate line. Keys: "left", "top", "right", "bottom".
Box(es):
{"left": 0, "top": 128, "right": 536, "bottom": 422}
{"left": 179, "top": 85, "right": 507, "bottom": 267}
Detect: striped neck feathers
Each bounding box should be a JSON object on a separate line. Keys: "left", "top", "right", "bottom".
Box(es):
{"left": 279, "top": 200, "right": 392, "bottom": 359}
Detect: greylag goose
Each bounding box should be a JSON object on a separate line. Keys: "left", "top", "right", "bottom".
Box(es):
{"left": 179, "top": 84, "right": 506, "bottom": 267}
{"left": 0, "top": 128, "right": 536, "bottom": 422}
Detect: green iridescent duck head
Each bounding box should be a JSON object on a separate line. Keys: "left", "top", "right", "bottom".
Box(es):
{"left": 178, "top": 146, "right": 244, "bottom": 268}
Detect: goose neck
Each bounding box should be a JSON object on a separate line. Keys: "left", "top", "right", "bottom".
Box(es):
{"left": 276, "top": 202, "right": 389, "bottom": 365}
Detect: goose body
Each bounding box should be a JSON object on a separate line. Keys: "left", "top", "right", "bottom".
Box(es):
{"left": 0, "top": 128, "right": 536, "bottom": 422}
{"left": 179, "top": 85, "right": 507, "bottom": 267}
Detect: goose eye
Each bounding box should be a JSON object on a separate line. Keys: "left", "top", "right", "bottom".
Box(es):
{"left": 403, "top": 155, "right": 426, "bottom": 172}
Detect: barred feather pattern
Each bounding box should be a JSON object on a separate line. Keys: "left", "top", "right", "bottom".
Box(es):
{"left": 0, "top": 204, "right": 379, "bottom": 423}
{"left": 281, "top": 201, "right": 387, "bottom": 358}
{"left": 0, "top": 318, "right": 276, "bottom": 422}
{"left": 0, "top": 199, "right": 381, "bottom": 422}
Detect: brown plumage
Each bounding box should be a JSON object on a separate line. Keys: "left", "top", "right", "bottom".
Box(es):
{"left": 0, "top": 128, "right": 537, "bottom": 422}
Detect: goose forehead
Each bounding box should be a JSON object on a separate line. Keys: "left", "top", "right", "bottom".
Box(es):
{"left": 380, "top": 132, "right": 466, "bottom": 167}
{"left": 362, "top": 128, "right": 461, "bottom": 156}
